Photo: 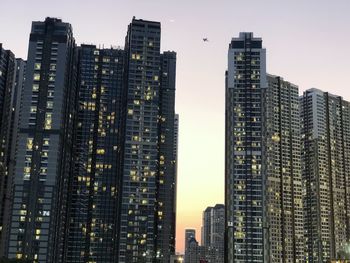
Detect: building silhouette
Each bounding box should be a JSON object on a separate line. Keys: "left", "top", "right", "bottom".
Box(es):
{"left": 0, "top": 44, "right": 17, "bottom": 257}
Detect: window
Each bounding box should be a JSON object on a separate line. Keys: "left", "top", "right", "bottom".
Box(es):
{"left": 34, "top": 63, "right": 41, "bottom": 70}
{"left": 33, "top": 74, "right": 40, "bottom": 81}
{"left": 33, "top": 84, "right": 39, "bottom": 92}
{"left": 45, "top": 113, "right": 52, "bottom": 130}
{"left": 47, "top": 101, "right": 53, "bottom": 109}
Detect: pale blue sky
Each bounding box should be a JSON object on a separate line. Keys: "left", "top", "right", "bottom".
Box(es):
{"left": 1, "top": 0, "right": 350, "bottom": 252}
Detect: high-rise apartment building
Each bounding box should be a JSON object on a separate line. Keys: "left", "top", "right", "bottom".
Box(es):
{"left": 185, "top": 229, "right": 196, "bottom": 256}
{"left": 0, "top": 17, "right": 177, "bottom": 263}
{"left": 201, "top": 206, "right": 212, "bottom": 248}
{"left": 225, "top": 32, "right": 267, "bottom": 262}
{"left": 64, "top": 45, "right": 125, "bottom": 262}
{"left": 117, "top": 18, "right": 177, "bottom": 263}
{"left": 0, "top": 44, "right": 16, "bottom": 257}
{"left": 6, "top": 18, "right": 77, "bottom": 262}
{"left": 225, "top": 33, "right": 305, "bottom": 263}
{"left": 210, "top": 204, "right": 224, "bottom": 258}
{"left": 157, "top": 50, "right": 178, "bottom": 261}
{"left": 301, "top": 88, "right": 350, "bottom": 262}
{"left": 201, "top": 204, "right": 225, "bottom": 262}
{"left": 0, "top": 58, "right": 26, "bottom": 257}
{"left": 1, "top": 59, "right": 27, "bottom": 258}
{"left": 263, "top": 75, "right": 304, "bottom": 262}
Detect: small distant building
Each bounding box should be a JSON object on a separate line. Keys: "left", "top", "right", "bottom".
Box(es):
{"left": 200, "top": 204, "right": 224, "bottom": 262}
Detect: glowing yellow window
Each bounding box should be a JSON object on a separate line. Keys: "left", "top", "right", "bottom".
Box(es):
{"left": 33, "top": 74, "right": 40, "bottom": 81}
{"left": 26, "top": 138, "right": 33, "bottom": 150}
{"left": 97, "top": 149, "right": 105, "bottom": 155}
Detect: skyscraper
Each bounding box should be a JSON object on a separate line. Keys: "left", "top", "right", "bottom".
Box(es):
{"left": 1, "top": 59, "right": 27, "bottom": 258}
{"left": 225, "top": 32, "right": 266, "bottom": 262}
{"left": 225, "top": 34, "right": 305, "bottom": 263}
{"left": 64, "top": 45, "right": 125, "bottom": 262}
{"left": 201, "top": 204, "right": 225, "bottom": 262}
{"left": 0, "top": 44, "right": 16, "bottom": 257}
{"left": 0, "top": 16, "right": 177, "bottom": 263}
{"left": 117, "top": 18, "right": 177, "bottom": 263}
{"left": 210, "top": 204, "right": 225, "bottom": 259}
{"left": 201, "top": 206, "right": 212, "bottom": 248}
{"left": 263, "top": 75, "right": 304, "bottom": 262}
{"left": 6, "top": 18, "right": 77, "bottom": 262}
{"left": 185, "top": 229, "right": 196, "bottom": 255}
{"left": 157, "top": 50, "right": 178, "bottom": 262}
{"left": 300, "top": 88, "right": 350, "bottom": 262}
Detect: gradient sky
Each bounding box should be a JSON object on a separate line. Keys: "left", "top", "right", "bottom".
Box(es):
{"left": 1, "top": 0, "right": 350, "bottom": 254}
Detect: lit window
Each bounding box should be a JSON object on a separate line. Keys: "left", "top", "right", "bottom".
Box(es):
{"left": 45, "top": 113, "right": 52, "bottom": 130}
{"left": 30, "top": 106, "right": 37, "bottom": 113}
{"left": 97, "top": 149, "right": 105, "bottom": 155}
{"left": 47, "top": 101, "right": 53, "bottom": 109}
{"left": 33, "top": 74, "right": 40, "bottom": 81}
{"left": 26, "top": 138, "right": 33, "bottom": 150}
{"left": 34, "top": 63, "right": 41, "bottom": 70}
{"left": 32, "top": 84, "right": 39, "bottom": 92}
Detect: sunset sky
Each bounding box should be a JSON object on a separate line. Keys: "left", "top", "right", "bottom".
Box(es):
{"left": 1, "top": 0, "right": 350, "bottom": 253}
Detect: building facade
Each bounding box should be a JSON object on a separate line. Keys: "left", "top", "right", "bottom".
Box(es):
{"left": 263, "top": 75, "right": 304, "bottom": 262}
{"left": 0, "top": 17, "right": 177, "bottom": 263}
{"left": 201, "top": 207, "right": 212, "bottom": 248}
{"left": 6, "top": 18, "right": 77, "bottom": 262}
{"left": 201, "top": 204, "right": 224, "bottom": 262}
{"left": 117, "top": 18, "right": 177, "bottom": 263}
{"left": 301, "top": 88, "right": 350, "bottom": 262}
{"left": 64, "top": 45, "right": 125, "bottom": 262}
{"left": 0, "top": 44, "right": 16, "bottom": 257}
{"left": 225, "top": 32, "right": 267, "bottom": 263}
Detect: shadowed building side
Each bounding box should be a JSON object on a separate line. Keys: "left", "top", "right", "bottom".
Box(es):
{"left": 6, "top": 17, "right": 78, "bottom": 262}
{"left": 0, "top": 45, "right": 16, "bottom": 258}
